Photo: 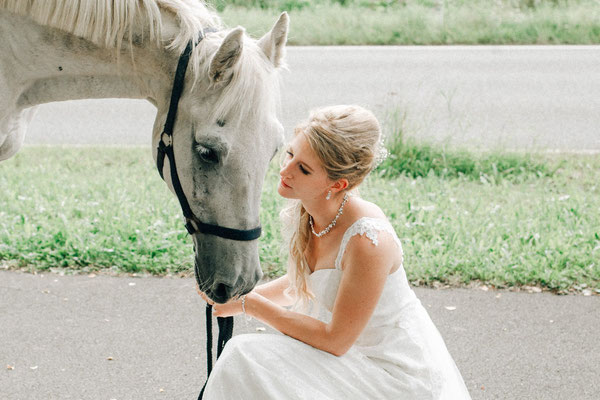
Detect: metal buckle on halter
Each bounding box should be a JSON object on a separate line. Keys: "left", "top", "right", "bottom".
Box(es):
{"left": 161, "top": 132, "right": 172, "bottom": 147}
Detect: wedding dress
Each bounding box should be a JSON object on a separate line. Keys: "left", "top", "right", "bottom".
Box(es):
{"left": 203, "top": 217, "right": 471, "bottom": 399}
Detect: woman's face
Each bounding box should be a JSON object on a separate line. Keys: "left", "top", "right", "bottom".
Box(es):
{"left": 278, "top": 133, "right": 331, "bottom": 201}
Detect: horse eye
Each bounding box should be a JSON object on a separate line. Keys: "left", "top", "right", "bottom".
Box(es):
{"left": 197, "top": 145, "right": 219, "bottom": 164}
{"left": 217, "top": 119, "right": 226, "bottom": 127}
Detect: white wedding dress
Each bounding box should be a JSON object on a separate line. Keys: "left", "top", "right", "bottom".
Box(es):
{"left": 204, "top": 217, "right": 471, "bottom": 399}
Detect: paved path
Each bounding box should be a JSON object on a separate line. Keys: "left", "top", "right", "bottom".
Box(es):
{"left": 1, "top": 270, "right": 598, "bottom": 399}
{"left": 23, "top": 46, "right": 600, "bottom": 151}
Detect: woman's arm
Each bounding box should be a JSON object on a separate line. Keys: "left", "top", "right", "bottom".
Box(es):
{"left": 245, "top": 232, "right": 398, "bottom": 356}
{"left": 197, "top": 274, "right": 294, "bottom": 317}
{"left": 252, "top": 274, "right": 295, "bottom": 307}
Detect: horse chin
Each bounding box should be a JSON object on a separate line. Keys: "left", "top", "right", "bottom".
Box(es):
{"left": 193, "top": 235, "right": 262, "bottom": 304}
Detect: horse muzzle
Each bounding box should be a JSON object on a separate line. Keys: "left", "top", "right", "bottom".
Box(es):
{"left": 193, "top": 234, "right": 263, "bottom": 303}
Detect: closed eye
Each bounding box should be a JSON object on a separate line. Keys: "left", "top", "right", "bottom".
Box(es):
{"left": 287, "top": 151, "right": 310, "bottom": 175}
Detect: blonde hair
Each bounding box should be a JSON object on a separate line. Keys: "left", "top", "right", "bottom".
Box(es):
{"left": 281, "top": 105, "right": 383, "bottom": 308}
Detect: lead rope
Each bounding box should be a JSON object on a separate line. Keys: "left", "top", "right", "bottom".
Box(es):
{"left": 198, "top": 306, "right": 234, "bottom": 399}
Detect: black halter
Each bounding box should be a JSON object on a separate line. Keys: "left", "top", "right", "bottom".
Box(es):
{"left": 156, "top": 31, "right": 262, "bottom": 242}
{"left": 156, "top": 31, "right": 254, "bottom": 399}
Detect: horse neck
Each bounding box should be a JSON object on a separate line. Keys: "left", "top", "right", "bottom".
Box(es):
{"left": 0, "top": 11, "right": 174, "bottom": 111}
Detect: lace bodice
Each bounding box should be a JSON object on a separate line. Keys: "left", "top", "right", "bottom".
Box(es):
{"left": 334, "top": 217, "right": 404, "bottom": 271}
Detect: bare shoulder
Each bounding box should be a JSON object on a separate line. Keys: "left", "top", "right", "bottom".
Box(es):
{"left": 341, "top": 227, "right": 399, "bottom": 275}
{"left": 339, "top": 196, "right": 402, "bottom": 274}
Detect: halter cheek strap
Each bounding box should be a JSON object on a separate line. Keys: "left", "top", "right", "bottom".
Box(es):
{"left": 156, "top": 30, "right": 261, "bottom": 241}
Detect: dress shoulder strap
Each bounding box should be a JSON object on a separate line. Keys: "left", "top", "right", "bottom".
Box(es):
{"left": 334, "top": 217, "right": 403, "bottom": 270}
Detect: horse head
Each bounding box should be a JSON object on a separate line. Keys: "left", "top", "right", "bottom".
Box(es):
{"left": 0, "top": 1, "right": 287, "bottom": 303}
{"left": 152, "top": 14, "right": 289, "bottom": 303}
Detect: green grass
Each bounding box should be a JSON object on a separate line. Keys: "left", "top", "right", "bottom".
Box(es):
{"left": 0, "top": 144, "right": 598, "bottom": 292}
{"left": 376, "top": 111, "right": 562, "bottom": 182}
{"left": 365, "top": 165, "right": 600, "bottom": 292}
{"left": 211, "top": 0, "right": 600, "bottom": 45}
{"left": 0, "top": 148, "right": 192, "bottom": 275}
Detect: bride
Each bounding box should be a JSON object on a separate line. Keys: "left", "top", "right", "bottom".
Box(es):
{"left": 198, "top": 105, "right": 471, "bottom": 399}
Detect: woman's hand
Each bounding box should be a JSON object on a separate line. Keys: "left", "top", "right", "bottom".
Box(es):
{"left": 196, "top": 283, "right": 244, "bottom": 318}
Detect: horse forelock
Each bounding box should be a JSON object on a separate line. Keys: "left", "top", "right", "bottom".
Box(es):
{"left": 193, "top": 34, "right": 282, "bottom": 133}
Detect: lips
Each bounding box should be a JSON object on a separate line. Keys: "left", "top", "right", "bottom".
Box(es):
{"left": 280, "top": 179, "right": 291, "bottom": 188}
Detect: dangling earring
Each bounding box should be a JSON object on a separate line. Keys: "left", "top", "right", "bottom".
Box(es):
{"left": 326, "top": 190, "right": 332, "bottom": 200}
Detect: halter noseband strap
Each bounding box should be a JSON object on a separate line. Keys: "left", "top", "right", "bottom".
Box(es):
{"left": 156, "top": 30, "right": 262, "bottom": 241}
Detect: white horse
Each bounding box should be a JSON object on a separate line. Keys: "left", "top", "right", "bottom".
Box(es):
{"left": 0, "top": 0, "right": 288, "bottom": 303}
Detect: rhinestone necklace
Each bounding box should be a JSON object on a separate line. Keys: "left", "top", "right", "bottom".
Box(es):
{"left": 309, "top": 193, "right": 349, "bottom": 238}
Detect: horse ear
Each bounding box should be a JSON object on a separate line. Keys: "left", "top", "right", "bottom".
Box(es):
{"left": 257, "top": 12, "right": 289, "bottom": 68}
{"left": 209, "top": 27, "right": 244, "bottom": 83}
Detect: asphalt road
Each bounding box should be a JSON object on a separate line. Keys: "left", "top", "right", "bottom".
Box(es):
{"left": 1, "top": 271, "right": 599, "bottom": 400}
{"left": 23, "top": 46, "right": 600, "bottom": 151}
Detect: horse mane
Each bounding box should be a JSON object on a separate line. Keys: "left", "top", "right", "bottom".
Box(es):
{"left": 0, "top": 0, "right": 281, "bottom": 125}
{"left": 0, "top": 0, "right": 224, "bottom": 49}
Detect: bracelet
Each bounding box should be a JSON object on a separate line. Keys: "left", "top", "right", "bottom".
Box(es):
{"left": 241, "top": 294, "right": 252, "bottom": 321}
